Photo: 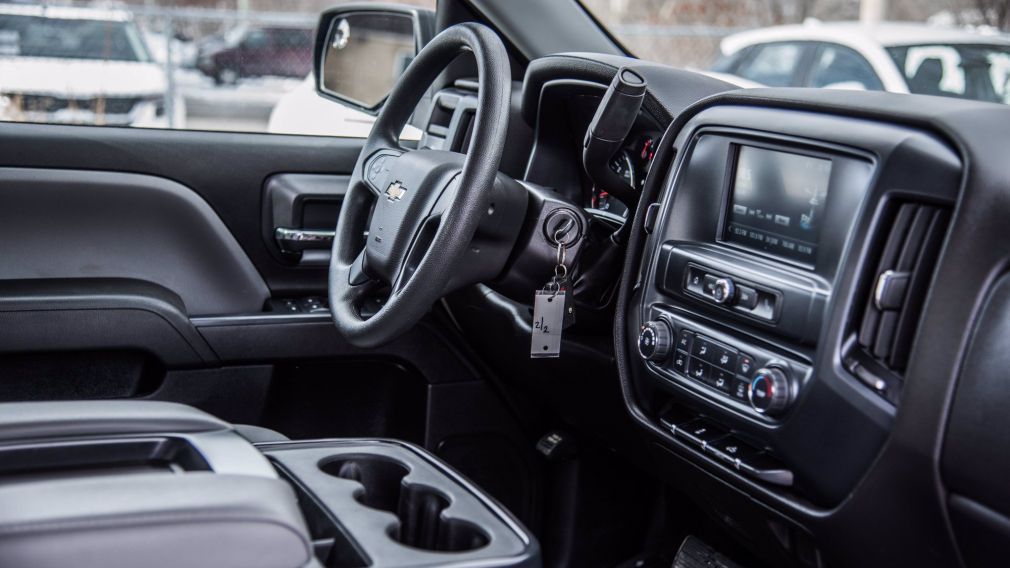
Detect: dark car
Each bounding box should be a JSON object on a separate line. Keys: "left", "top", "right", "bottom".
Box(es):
{"left": 196, "top": 26, "right": 312, "bottom": 84}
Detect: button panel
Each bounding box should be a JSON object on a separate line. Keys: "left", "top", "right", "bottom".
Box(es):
{"left": 675, "top": 419, "right": 727, "bottom": 447}
{"left": 658, "top": 406, "right": 794, "bottom": 488}
{"left": 268, "top": 297, "right": 329, "bottom": 314}
{"left": 684, "top": 264, "right": 781, "bottom": 322}
{"left": 667, "top": 326, "right": 757, "bottom": 403}
{"left": 644, "top": 311, "right": 809, "bottom": 417}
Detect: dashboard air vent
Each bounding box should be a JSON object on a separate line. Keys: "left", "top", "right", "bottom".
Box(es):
{"left": 855, "top": 202, "right": 950, "bottom": 374}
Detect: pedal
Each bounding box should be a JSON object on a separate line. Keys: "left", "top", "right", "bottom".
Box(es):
{"left": 673, "top": 536, "right": 745, "bottom": 568}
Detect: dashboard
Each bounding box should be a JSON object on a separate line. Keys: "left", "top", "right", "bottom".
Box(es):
{"left": 635, "top": 106, "right": 957, "bottom": 504}
{"left": 512, "top": 53, "right": 1010, "bottom": 568}
{"left": 596, "top": 135, "right": 656, "bottom": 217}
{"left": 519, "top": 72, "right": 661, "bottom": 221}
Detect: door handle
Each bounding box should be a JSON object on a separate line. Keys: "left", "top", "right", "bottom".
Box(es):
{"left": 275, "top": 227, "right": 335, "bottom": 254}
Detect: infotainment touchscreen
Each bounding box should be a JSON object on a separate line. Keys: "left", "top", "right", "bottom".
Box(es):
{"left": 724, "top": 145, "right": 833, "bottom": 264}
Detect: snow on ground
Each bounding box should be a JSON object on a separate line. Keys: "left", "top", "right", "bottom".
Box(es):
{"left": 174, "top": 69, "right": 302, "bottom": 132}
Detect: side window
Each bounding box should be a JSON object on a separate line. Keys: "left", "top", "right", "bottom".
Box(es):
{"left": 808, "top": 45, "right": 883, "bottom": 90}
{"left": 710, "top": 46, "right": 751, "bottom": 74}
{"left": 0, "top": 1, "right": 434, "bottom": 137}
{"left": 735, "top": 43, "right": 806, "bottom": 87}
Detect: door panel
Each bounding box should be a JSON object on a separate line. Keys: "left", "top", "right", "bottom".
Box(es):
{"left": 0, "top": 122, "right": 362, "bottom": 295}
{"left": 0, "top": 167, "right": 267, "bottom": 315}
{"left": 0, "top": 120, "right": 540, "bottom": 528}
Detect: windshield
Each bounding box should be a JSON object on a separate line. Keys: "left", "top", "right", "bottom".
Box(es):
{"left": 580, "top": 1, "right": 1010, "bottom": 105}
{"left": 887, "top": 44, "right": 1010, "bottom": 104}
{"left": 0, "top": 14, "right": 150, "bottom": 62}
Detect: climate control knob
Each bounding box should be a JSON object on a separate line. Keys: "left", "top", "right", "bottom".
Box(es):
{"left": 748, "top": 367, "right": 791, "bottom": 415}
{"left": 638, "top": 320, "right": 673, "bottom": 362}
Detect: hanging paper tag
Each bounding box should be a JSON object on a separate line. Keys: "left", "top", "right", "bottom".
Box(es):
{"left": 531, "top": 288, "right": 565, "bottom": 358}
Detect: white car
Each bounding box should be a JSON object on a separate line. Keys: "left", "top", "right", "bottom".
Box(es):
{"left": 713, "top": 21, "right": 1010, "bottom": 104}
{"left": 0, "top": 4, "right": 184, "bottom": 128}
{"left": 269, "top": 76, "right": 421, "bottom": 140}
{"left": 268, "top": 76, "right": 381, "bottom": 137}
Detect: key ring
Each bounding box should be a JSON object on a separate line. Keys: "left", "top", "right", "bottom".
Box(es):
{"left": 554, "top": 262, "right": 567, "bottom": 281}
{"left": 546, "top": 278, "right": 562, "bottom": 297}
{"left": 554, "top": 231, "right": 566, "bottom": 268}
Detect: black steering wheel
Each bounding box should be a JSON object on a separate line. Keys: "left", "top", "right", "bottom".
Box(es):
{"left": 329, "top": 23, "right": 511, "bottom": 348}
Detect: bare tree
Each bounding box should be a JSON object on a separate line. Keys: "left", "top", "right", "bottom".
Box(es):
{"left": 973, "top": 0, "right": 1010, "bottom": 29}
{"left": 764, "top": 0, "right": 819, "bottom": 25}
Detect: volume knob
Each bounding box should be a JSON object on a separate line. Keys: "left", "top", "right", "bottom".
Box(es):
{"left": 748, "top": 367, "right": 791, "bottom": 415}
{"left": 712, "top": 277, "right": 736, "bottom": 304}
{"left": 639, "top": 320, "right": 673, "bottom": 362}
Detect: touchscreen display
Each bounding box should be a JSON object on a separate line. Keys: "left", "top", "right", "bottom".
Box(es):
{"left": 724, "top": 145, "right": 833, "bottom": 264}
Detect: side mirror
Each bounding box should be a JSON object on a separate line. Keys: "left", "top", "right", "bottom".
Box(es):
{"left": 314, "top": 4, "right": 435, "bottom": 112}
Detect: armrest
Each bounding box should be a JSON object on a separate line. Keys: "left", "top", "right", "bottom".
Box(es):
{"left": 0, "top": 400, "right": 228, "bottom": 442}
{"left": 0, "top": 472, "right": 312, "bottom": 568}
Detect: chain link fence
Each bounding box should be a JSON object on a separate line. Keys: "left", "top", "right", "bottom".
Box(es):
{"left": 2, "top": 0, "right": 1005, "bottom": 134}
{"left": 0, "top": 1, "right": 789, "bottom": 134}
{"left": 0, "top": 1, "right": 746, "bottom": 134}
{"left": 615, "top": 24, "right": 748, "bottom": 69}
{"left": 128, "top": 5, "right": 318, "bottom": 132}
{"left": 0, "top": 2, "right": 321, "bottom": 132}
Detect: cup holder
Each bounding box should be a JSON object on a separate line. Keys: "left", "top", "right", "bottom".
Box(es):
{"left": 321, "top": 454, "right": 409, "bottom": 513}
{"left": 320, "top": 455, "right": 490, "bottom": 553}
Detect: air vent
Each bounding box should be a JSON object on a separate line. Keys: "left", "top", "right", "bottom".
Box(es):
{"left": 854, "top": 202, "right": 950, "bottom": 376}
{"left": 422, "top": 83, "right": 478, "bottom": 151}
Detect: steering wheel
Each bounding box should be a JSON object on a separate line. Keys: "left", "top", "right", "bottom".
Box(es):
{"left": 329, "top": 23, "right": 511, "bottom": 348}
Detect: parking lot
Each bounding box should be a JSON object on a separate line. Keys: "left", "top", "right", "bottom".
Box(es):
{"left": 176, "top": 69, "right": 299, "bottom": 132}
{"left": 2, "top": 1, "right": 1004, "bottom": 136}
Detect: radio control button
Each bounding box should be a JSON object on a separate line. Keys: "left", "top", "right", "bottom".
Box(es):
{"left": 685, "top": 267, "right": 706, "bottom": 294}
{"left": 703, "top": 274, "right": 719, "bottom": 296}
{"left": 736, "top": 285, "right": 759, "bottom": 309}
{"left": 750, "top": 291, "right": 778, "bottom": 321}
{"left": 712, "top": 277, "right": 736, "bottom": 304}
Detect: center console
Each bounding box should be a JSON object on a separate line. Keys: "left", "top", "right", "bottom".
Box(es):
{"left": 630, "top": 104, "right": 962, "bottom": 507}
{"left": 0, "top": 401, "right": 539, "bottom": 568}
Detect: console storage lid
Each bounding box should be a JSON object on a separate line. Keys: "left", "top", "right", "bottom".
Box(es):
{"left": 0, "top": 400, "right": 229, "bottom": 442}
{"left": 0, "top": 472, "right": 312, "bottom": 568}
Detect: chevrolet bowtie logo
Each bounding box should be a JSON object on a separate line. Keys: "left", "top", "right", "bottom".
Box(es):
{"left": 385, "top": 181, "right": 407, "bottom": 201}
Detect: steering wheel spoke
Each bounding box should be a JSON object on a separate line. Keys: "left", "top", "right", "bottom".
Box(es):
{"left": 347, "top": 249, "right": 375, "bottom": 286}
{"left": 361, "top": 148, "right": 405, "bottom": 197}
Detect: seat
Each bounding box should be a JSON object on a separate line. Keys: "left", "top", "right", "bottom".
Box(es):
{"left": 909, "top": 58, "right": 946, "bottom": 96}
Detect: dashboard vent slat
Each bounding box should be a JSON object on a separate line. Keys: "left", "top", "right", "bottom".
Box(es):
{"left": 888, "top": 208, "right": 950, "bottom": 369}
{"left": 857, "top": 203, "right": 917, "bottom": 351}
{"left": 855, "top": 201, "right": 949, "bottom": 375}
